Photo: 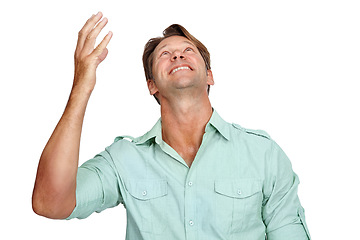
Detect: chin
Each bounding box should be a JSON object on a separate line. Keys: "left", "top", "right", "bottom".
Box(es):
{"left": 173, "top": 81, "right": 195, "bottom": 90}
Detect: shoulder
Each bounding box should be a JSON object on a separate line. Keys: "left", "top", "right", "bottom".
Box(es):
{"left": 104, "top": 135, "right": 137, "bottom": 153}
{"left": 231, "top": 123, "right": 271, "bottom": 140}
{"left": 109, "top": 133, "right": 154, "bottom": 151}
{"left": 102, "top": 135, "right": 149, "bottom": 162}
{"left": 113, "top": 135, "right": 136, "bottom": 143}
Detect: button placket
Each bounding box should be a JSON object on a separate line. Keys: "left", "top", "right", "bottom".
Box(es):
{"left": 184, "top": 176, "right": 196, "bottom": 232}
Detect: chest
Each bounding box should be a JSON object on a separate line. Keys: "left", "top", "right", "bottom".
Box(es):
{"left": 109, "top": 128, "right": 272, "bottom": 237}
{"left": 173, "top": 145, "right": 198, "bottom": 167}
{"left": 119, "top": 144, "right": 265, "bottom": 237}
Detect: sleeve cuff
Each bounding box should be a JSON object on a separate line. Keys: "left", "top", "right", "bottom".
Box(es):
{"left": 266, "top": 207, "right": 311, "bottom": 240}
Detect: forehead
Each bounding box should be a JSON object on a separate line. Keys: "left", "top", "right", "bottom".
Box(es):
{"left": 155, "top": 36, "right": 196, "bottom": 52}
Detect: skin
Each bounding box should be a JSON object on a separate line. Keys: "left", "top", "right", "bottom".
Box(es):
{"left": 32, "top": 12, "right": 112, "bottom": 219}
{"left": 32, "top": 15, "right": 213, "bottom": 219}
{"left": 147, "top": 36, "right": 214, "bottom": 166}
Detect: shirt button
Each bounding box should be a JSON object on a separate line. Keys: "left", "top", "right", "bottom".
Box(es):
{"left": 188, "top": 181, "right": 193, "bottom": 187}
{"left": 189, "top": 220, "right": 194, "bottom": 226}
{"left": 237, "top": 190, "right": 242, "bottom": 195}
{"left": 142, "top": 190, "right": 147, "bottom": 196}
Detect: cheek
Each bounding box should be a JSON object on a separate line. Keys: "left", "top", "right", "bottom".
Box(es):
{"left": 151, "top": 64, "right": 160, "bottom": 78}
{"left": 190, "top": 55, "right": 207, "bottom": 68}
{"left": 153, "top": 62, "right": 167, "bottom": 78}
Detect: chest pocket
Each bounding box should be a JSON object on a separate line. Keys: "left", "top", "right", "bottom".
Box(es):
{"left": 125, "top": 179, "right": 168, "bottom": 234}
{"left": 214, "top": 179, "right": 263, "bottom": 233}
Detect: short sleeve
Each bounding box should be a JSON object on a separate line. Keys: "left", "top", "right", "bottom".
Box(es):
{"left": 262, "top": 141, "right": 311, "bottom": 239}
{"left": 66, "top": 150, "right": 123, "bottom": 220}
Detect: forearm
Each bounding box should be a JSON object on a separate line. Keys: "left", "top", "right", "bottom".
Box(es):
{"left": 32, "top": 87, "right": 91, "bottom": 219}
{"left": 32, "top": 12, "right": 112, "bottom": 219}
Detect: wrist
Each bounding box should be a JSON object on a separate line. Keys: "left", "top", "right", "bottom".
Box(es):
{"left": 71, "top": 80, "right": 94, "bottom": 97}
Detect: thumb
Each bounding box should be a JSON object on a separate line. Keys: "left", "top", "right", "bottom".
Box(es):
{"left": 96, "top": 48, "right": 109, "bottom": 65}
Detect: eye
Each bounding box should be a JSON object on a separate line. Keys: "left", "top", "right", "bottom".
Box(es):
{"left": 185, "top": 47, "right": 194, "bottom": 52}
{"left": 160, "top": 51, "right": 170, "bottom": 57}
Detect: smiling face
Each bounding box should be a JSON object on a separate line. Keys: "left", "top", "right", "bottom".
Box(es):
{"left": 148, "top": 36, "right": 214, "bottom": 102}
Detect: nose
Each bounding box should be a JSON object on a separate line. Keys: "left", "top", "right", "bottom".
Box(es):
{"left": 171, "top": 51, "right": 185, "bottom": 61}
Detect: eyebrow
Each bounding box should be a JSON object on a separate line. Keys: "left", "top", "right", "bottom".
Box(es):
{"left": 157, "top": 40, "right": 196, "bottom": 52}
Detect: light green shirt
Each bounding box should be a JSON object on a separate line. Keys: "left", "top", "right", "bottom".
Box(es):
{"left": 66, "top": 110, "right": 311, "bottom": 240}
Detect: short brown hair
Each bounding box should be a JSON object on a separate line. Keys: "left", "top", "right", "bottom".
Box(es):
{"left": 142, "top": 24, "right": 211, "bottom": 104}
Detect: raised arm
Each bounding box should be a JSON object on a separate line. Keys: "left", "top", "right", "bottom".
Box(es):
{"left": 32, "top": 12, "right": 113, "bottom": 219}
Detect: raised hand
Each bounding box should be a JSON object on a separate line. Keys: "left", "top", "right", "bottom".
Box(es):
{"left": 32, "top": 12, "right": 113, "bottom": 219}
{"left": 73, "top": 12, "right": 113, "bottom": 93}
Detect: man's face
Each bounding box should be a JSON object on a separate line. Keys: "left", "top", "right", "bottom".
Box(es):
{"left": 148, "top": 36, "right": 213, "bottom": 101}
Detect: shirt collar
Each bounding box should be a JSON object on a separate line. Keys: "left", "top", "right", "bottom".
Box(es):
{"left": 134, "top": 109, "right": 230, "bottom": 145}
{"left": 206, "top": 109, "right": 230, "bottom": 141}
{"left": 134, "top": 118, "right": 162, "bottom": 145}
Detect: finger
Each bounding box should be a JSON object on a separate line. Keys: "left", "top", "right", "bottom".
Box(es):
{"left": 97, "top": 48, "right": 109, "bottom": 64}
{"left": 82, "top": 17, "right": 109, "bottom": 55}
{"left": 92, "top": 31, "right": 113, "bottom": 63}
{"left": 75, "top": 12, "right": 104, "bottom": 55}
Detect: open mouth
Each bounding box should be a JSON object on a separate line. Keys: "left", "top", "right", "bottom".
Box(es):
{"left": 169, "top": 65, "right": 193, "bottom": 75}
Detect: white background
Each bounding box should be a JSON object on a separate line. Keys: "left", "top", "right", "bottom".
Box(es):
{"left": 1, "top": 0, "right": 359, "bottom": 239}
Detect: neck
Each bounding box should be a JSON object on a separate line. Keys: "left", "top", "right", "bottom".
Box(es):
{"left": 160, "top": 94, "right": 213, "bottom": 166}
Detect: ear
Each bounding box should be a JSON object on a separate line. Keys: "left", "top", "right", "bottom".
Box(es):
{"left": 147, "top": 79, "right": 159, "bottom": 95}
{"left": 206, "top": 69, "right": 214, "bottom": 86}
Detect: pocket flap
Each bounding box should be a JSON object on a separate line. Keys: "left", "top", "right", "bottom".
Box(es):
{"left": 126, "top": 179, "right": 168, "bottom": 200}
{"left": 215, "top": 179, "right": 261, "bottom": 199}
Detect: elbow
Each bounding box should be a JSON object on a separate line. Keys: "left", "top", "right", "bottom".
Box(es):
{"left": 32, "top": 195, "right": 51, "bottom": 218}
{"left": 32, "top": 191, "right": 75, "bottom": 219}
{"left": 32, "top": 195, "right": 42, "bottom": 216}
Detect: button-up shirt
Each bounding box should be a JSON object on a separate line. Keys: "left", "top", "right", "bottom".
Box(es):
{"left": 66, "top": 110, "right": 311, "bottom": 240}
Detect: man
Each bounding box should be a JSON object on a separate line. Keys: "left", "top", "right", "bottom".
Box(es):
{"left": 32, "top": 12, "right": 311, "bottom": 240}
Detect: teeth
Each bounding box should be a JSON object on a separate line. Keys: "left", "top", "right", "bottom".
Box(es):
{"left": 171, "top": 66, "right": 190, "bottom": 74}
